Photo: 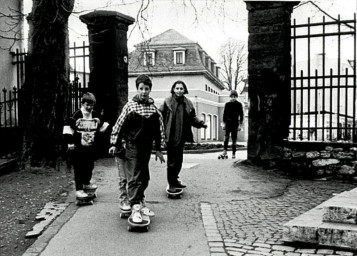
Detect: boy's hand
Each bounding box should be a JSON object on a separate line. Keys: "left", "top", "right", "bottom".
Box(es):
{"left": 75, "top": 118, "right": 83, "bottom": 126}
{"left": 67, "top": 144, "right": 75, "bottom": 151}
{"left": 108, "top": 146, "right": 116, "bottom": 156}
{"left": 155, "top": 151, "right": 165, "bottom": 164}
{"left": 93, "top": 118, "right": 101, "bottom": 125}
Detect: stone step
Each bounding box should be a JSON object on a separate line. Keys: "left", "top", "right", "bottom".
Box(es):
{"left": 323, "top": 205, "right": 357, "bottom": 224}
{"left": 283, "top": 188, "right": 357, "bottom": 250}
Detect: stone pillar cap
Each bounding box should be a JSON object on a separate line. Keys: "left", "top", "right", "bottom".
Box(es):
{"left": 245, "top": 1, "right": 300, "bottom": 10}
{"left": 80, "top": 10, "right": 135, "bottom": 25}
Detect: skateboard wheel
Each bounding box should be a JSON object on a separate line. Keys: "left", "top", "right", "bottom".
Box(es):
{"left": 127, "top": 226, "right": 132, "bottom": 231}
{"left": 120, "top": 213, "right": 123, "bottom": 218}
{"left": 145, "top": 226, "right": 149, "bottom": 232}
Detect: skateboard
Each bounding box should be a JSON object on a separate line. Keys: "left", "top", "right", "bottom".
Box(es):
{"left": 166, "top": 185, "right": 183, "bottom": 199}
{"left": 120, "top": 208, "right": 131, "bottom": 218}
{"left": 76, "top": 194, "right": 95, "bottom": 206}
{"left": 127, "top": 213, "right": 150, "bottom": 232}
{"left": 218, "top": 154, "right": 228, "bottom": 159}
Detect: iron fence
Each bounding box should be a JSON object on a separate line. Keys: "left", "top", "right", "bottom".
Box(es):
{"left": 0, "top": 87, "right": 19, "bottom": 128}
{"left": 290, "top": 14, "right": 356, "bottom": 142}
{"left": 0, "top": 42, "right": 89, "bottom": 157}
{"left": 0, "top": 41, "right": 90, "bottom": 128}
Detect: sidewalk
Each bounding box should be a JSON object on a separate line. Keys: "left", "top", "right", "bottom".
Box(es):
{"left": 23, "top": 151, "right": 357, "bottom": 256}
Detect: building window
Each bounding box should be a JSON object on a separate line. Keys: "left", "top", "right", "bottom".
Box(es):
{"left": 144, "top": 52, "right": 155, "bottom": 66}
{"left": 207, "top": 114, "right": 212, "bottom": 140}
{"left": 201, "top": 113, "right": 206, "bottom": 140}
{"left": 174, "top": 51, "right": 185, "bottom": 65}
{"left": 213, "top": 115, "right": 218, "bottom": 140}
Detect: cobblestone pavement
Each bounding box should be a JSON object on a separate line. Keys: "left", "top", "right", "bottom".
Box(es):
{"left": 22, "top": 151, "right": 357, "bottom": 256}
{"left": 202, "top": 179, "right": 357, "bottom": 256}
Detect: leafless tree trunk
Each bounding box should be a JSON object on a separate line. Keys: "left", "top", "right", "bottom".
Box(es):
{"left": 20, "top": 0, "right": 74, "bottom": 170}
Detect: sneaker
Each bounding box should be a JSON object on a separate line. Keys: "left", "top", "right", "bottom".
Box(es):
{"left": 83, "top": 183, "right": 97, "bottom": 190}
{"left": 140, "top": 202, "right": 155, "bottom": 217}
{"left": 131, "top": 204, "right": 143, "bottom": 223}
{"left": 167, "top": 186, "right": 180, "bottom": 193}
{"left": 76, "top": 190, "right": 89, "bottom": 199}
{"left": 232, "top": 154, "right": 236, "bottom": 159}
{"left": 120, "top": 200, "right": 131, "bottom": 211}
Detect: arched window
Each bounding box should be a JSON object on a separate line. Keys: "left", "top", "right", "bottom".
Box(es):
{"left": 213, "top": 115, "right": 218, "bottom": 140}
{"left": 201, "top": 113, "right": 206, "bottom": 140}
{"left": 207, "top": 114, "right": 212, "bottom": 140}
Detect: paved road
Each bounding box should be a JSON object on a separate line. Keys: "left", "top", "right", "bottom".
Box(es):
{"left": 23, "top": 151, "right": 357, "bottom": 256}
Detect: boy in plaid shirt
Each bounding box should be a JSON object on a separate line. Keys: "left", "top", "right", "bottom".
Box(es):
{"left": 109, "top": 74, "right": 165, "bottom": 223}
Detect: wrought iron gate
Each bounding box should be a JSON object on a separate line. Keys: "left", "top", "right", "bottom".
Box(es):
{"left": 290, "top": 14, "right": 356, "bottom": 142}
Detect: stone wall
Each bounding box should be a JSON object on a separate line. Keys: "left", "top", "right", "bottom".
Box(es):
{"left": 272, "top": 142, "right": 357, "bottom": 180}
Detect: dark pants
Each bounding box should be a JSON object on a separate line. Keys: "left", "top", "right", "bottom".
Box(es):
{"left": 126, "top": 141, "right": 151, "bottom": 206}
{"left": 166, "top": 143, "right": 184, "bottom": 186}
{"left": 70, "top": 146, "right": 95, "bottom": 190}
{"left": 224, "top": 124, "right": 238, "bottom": 154}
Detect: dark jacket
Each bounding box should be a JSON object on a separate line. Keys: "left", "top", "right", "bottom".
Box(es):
{"left": 159, "top": 95, "right": 205, "bottom": 144}
{"left": 110, "top": 95, "right": 165, "bottom": 151}
{"left": 223, "top": 100, "right": 244, "bottom": 129}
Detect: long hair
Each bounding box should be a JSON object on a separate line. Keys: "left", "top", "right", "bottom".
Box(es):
{"left": 170, "top": 80, "right": 189, "bottom": 95}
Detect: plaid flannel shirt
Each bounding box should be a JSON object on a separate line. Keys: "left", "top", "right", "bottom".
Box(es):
{"left": 110, "top": 100, "right": 165, "bottom": 150}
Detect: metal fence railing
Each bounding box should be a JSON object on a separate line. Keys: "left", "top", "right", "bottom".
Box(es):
{"left": 0, "top": 42, "right": 90, "bottom": 156}
{"left": 290, "top": 14, "right": 356, "bottom": 142}
{"left": 0, "top": 87, "right": 19, "bottom": 128}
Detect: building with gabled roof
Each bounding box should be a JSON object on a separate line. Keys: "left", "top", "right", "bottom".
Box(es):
{"left": 128, "top": 29, "right": 248, "bottom": 142}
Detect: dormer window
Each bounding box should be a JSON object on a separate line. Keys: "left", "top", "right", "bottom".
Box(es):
{"left": 143, "top": 51, "right": 155, "bottom": 66}
{"left": 173, "top": 47, "right": 186, "bottom": 65}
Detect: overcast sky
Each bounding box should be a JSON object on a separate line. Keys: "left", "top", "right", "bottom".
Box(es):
{"left": 24, "top": 0, "right": 357, "bottom": 62}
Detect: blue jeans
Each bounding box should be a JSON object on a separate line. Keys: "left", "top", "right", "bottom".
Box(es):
{"left": 115, "top": 156, "right": 131, "bottom": 203}
{"left": 124, "top": 141, "right": 152, "bottom": 206}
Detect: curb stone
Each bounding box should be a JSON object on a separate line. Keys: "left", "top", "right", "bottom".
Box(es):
{"left": 22, "top": 190, "right": 77, "bottom": 256}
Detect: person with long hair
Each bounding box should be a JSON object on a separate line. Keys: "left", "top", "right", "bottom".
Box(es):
{"left": 159, "top": 80, "right": 207, "bottom": 193}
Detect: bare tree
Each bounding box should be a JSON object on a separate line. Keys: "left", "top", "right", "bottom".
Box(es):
{"left": 20, "top": 0, "right": 74, "bottom": 170}
{"left": 0, "top": 4, "right": 25, "bottom": 50}
{"left": 219, "top": 39, "right": 247, "bottom": 92}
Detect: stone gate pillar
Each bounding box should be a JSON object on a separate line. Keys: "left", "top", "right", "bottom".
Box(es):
{"left": 80, "top": 11, "right": 134, "bottom": 125}
{"left": 245, "top": 1, "right": 300, "bottom": 164}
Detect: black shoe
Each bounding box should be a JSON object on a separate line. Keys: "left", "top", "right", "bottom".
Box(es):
{"left": 175, "top": 182, "right": 186, "bottom": 189}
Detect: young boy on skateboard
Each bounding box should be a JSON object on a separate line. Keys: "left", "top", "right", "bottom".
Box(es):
{"left": 63, "top": 92, "right": 109, "bottom": 202}
{"left": 221, "top": 90, "right": 244, "bottom": 159}
{"left": 109, "top": 74, "right": 165, "bottom": 224}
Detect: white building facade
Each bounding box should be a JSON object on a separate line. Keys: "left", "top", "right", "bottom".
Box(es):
{"left": 128, "top": 29, "right": 248, "bottom": 143}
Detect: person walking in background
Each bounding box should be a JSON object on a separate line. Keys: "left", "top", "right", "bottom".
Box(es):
{"left": 221, "top": 89, "right": 244, "bottom": 159}
{"left": 109, "top": 74, "right": 165, "bottom": 223}
{"left": 160, "top": 80, "right": 207, "bottom": 193}
{"left": 63, "top": 92, "right": 109, "bottom": 200}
